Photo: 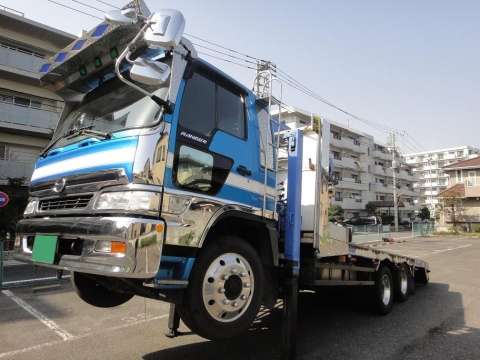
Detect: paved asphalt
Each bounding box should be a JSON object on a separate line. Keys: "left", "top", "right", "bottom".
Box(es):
{"left": 0, "top": 235, "right": 479, "bottom": 360}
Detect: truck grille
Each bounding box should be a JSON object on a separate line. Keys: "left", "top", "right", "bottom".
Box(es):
{"left": 39, "top": 195, "right": 93, "bottom": 211}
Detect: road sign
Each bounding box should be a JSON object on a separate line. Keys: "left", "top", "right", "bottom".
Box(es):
{"left": 0, "top": 192, "right": 9, "bottom": 208}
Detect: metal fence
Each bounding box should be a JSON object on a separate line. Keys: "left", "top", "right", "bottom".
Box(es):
{"left": 351, "top": 221, "right": 435, "bottom": 243}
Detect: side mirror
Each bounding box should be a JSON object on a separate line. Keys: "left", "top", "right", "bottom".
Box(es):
{"left": 144, "top": 10, "right": 185, "bottom": 48}
{"left": 130, "top": 57, "right": 170, "bottom": 86}
{"left": 105, "top": 8, "right": 138, "bottom": 25}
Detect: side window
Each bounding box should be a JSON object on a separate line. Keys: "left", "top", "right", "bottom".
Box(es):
{"left": 217, "top": 84, "right": 246, "bottom": 138}
{"left": 179, "top": 73, "right": 216, "bottom": 136}
{"left": 179, "top": 69, "right": 247, "bottom": 139}
{"left": 176, "top": 146, "right": 214, "bottom": 193}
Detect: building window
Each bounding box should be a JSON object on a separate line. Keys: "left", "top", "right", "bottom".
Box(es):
{"left": 0, "top": 89, "right": 60, "bottom": 113}
{"left": 332, "top": 151, "right": 342, "bottom": 160}
{"left": 331, "top": 131, "right": 341, "bottom": 140}
{"left": 0, "top": 143, "right": 8, "bottom": 160}
{"left": 467, "top": 171, "right": 476, "bottom": 187}
{"left": 335, "top": 191, "right": 343, "bottom": 201}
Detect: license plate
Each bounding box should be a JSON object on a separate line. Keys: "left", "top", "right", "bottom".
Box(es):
{"left": 32, "top": 235, "right": 58, "bottom": 264}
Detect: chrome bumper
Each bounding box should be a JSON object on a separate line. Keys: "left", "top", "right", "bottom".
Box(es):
{"left": 15, "top": 216, "right": 165, "bottom": 279}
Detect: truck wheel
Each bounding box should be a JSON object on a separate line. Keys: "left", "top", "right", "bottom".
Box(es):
{"left": 178, "top": 235, "right": 264, "bottom": 340}
{"left": 373, "top": 265, "right": 394, "bottom": 315}
{"left": 408, "top": 269, "right": 416, "bottom": 295}
{"left": 415, "top": 268, "right": 429, "bottom": 285}
{"left": 72, "top": 272, "right": 134, "bottom": 308}
{"left": 394, "top": 264, "right": 409, "bottom": 302}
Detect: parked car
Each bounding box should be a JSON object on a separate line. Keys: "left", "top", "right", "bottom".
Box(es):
{"left": 343, "top": 216, "right": 380, "bottom": 226}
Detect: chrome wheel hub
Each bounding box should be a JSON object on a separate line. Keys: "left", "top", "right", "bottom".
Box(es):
{"left": 202, "top": 253, "right": 254, "bottom": 323}
{"left": 400, "top": 268, "right": 408, "bottom": 295}
{"left": 381, "top": 274, "right": 392, "bottom": 306}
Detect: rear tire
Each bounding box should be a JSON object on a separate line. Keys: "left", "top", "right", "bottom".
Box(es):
{"left": 373, "top": 265, "right": 394, "bottom": 315}
{"left": 178, "top": 235, "right": 265, "bottom": 340}
{"left": 394, "top": 264, "right": 409, "bottom": 302}
{"left": 71, "top": 272, "right": 134, "bottom": 308}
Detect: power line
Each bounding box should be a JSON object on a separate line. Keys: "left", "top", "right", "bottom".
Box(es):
{"left": 45, "top": 0, "right": 102, "bottom": 19}
{"left": 191, "top": 42, "right": 258, "bottom": 65}
{"left": 67, "top": 0, "right": 107, "bottom": 13}
{"left": 184, "top": 33, "right": 267, "bottom": 62}
{"left": 197, "top": 51, "right": 256, "bottom": 70}
{"left": 92, "top": 0, "right": 120, "bottom": 9}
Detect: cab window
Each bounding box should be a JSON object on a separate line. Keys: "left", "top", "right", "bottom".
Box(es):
{"left": 179, "top": 70, "right": 246, "bottom": 139}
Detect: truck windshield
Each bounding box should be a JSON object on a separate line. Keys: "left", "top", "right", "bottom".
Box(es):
{"left": 50, "top": 77, "right": 167, "bottom": 150}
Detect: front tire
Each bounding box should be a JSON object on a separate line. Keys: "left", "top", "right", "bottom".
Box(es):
{"left": 71, "top": 272, "right": 134, "bottom": 308}
{"left": 178, "top": 235, "right": 265, "bottom": 340}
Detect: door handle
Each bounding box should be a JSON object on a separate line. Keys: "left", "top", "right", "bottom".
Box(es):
{"left": 236, "top": 165, "right": 252, "bottom": 177}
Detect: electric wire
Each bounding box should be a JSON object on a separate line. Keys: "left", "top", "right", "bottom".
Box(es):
{"left": 67, "top": 0, "right": 107, "bottom": 13}
{"left": 184, "top": 33, "right": 268, "bottom": 62}
{"left": 92, "top": 0, "right": 120, "bottom": 9}
{"left": 197, "top": 51, "right": 256, "bottom": 70}
{"left": 45, "top": 0, "right": 103, "bottom": 19}
{"left": 191, "top": 42, "right": 258, "bottom": 65}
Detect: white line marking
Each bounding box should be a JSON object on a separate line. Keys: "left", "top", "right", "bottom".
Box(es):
{"left": 2, "top": 275, "right": 71, "bottom": 286}
{"left": 432, "top": 244, "right": 472, "bottom": 254}
{"left": 0, "top": 312, "right": 168, "bottom": 359}
{"left": 1, "top": 289, "right": 74, "bottom": 341}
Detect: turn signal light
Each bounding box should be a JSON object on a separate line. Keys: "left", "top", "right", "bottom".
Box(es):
{"left": 111, "top": 241, "right": 126, "bottom": 254}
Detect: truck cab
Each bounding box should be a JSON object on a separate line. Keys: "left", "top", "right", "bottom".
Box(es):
{"left": 15, "top": 6, "right": 278, "bottom": 339}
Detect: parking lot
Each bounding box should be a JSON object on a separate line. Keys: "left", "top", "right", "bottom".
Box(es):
{"left": 1, "top": 235, "right": 480, "bottom": 360}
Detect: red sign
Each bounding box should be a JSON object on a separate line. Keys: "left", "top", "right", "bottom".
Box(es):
{"left": 0, "top": 192, "right": 9, "bottom": 208}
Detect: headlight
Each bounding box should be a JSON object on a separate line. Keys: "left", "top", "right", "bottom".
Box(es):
{"left": 94, "top": 191, "right": 160, "bottom": 212}
{"left": 24, "top": 200, "right": 37, "bottom": 215}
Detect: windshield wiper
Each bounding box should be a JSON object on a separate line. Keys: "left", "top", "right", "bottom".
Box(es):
{"left": 65, "top": 126, "right": 111, "bottom": 140}
{"left": 40, "top": 126, "right": 111, "bottom": 158}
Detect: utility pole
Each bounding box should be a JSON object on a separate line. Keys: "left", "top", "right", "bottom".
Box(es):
{"left": 390, "top": 131, "right": 399, "bottom": 232}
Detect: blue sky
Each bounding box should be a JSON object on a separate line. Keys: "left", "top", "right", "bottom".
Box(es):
{"left": 3, "top": 0, "right": 479, "bottom": 152}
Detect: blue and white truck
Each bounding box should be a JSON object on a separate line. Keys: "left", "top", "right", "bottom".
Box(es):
{"left": 14, "top": 2, "right": 429, "bottom": 347}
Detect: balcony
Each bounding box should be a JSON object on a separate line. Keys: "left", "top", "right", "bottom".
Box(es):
{"left": 0, "top": 160, "right": 35, "bottom": 181}
{"left": 333, "top": 157, "right": 366, "bottom": 172}
{"left": 0, "top": 44, "right": 45, "bottom": 76}
{"left": 330, "top": 137, "right": 368, "bottom": 154}
{"left": 0, "top": 102, "right": 58, "bottom": 135}
{"left": 335, "top": 178, "right": 369, "bottom": 191}
{"left": 332, "top": 198, "right": 365, "bottom": 210}
{"left": 373, "top": 149, "right": 390, "bottom": 160}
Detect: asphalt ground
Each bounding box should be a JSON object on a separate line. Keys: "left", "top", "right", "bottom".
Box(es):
{"left": 1, "top": 235, "right": 479, "bottom": 360}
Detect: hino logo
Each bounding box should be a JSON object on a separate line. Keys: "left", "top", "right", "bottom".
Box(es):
{"left": 180, "top": 131, "right": 208, "bottom": 144}
{"left": 52, "top": 178, "right": 67, "bottom": 193}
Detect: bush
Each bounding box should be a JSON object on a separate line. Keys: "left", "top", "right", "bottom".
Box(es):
{"left": 470, "top": 224, "right": 480, "bottom": 233}
{"left": 328, "top": 205, "right": 344, "bottom": 222}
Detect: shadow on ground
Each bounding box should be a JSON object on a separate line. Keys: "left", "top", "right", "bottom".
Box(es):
{"left": 144, "top": 282, "right": 480, "bottom": 360}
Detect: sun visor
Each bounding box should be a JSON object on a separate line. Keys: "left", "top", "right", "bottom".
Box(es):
{"left": 39, "top": 1, "right": 152, "bottom": 94}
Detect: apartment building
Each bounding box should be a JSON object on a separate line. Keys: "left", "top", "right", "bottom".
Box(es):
{"left": 0, "top": 6, "right": 75, "bottom": 184}
{"left": 405, "top": 146, "right": 480, "bottom": 213}
{"left": 438, "top": 156, "right": 480, "bottom": 230}
{"left": 278, "top": 106, "right": 419, "bottom": 220}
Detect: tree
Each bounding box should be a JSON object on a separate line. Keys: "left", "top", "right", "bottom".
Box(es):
{"left": 419, "top": 206, "right": 431, "bottom": 221}
{"left": 328, "top": 205, "right": 344, "bottom": 222}
{"left": 365, "top": 202, "right": 377, "bottom": 216}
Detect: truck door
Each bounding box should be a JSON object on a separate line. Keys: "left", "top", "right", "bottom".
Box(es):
{"left": 169, "top": 62, "right": 263, "bottom": 210}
